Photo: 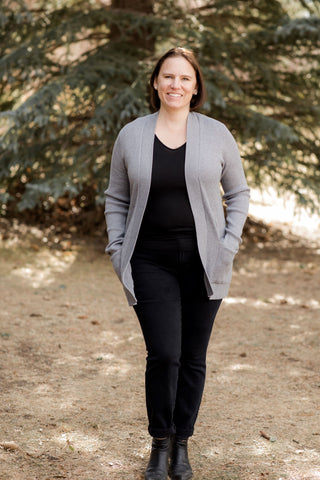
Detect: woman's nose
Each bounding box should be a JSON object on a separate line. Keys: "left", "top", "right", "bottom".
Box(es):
{"left": 171, "top": 77, "right": 180, "bottom": 89}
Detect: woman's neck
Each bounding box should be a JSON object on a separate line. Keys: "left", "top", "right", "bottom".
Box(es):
{"left": 157, "top": 106, "right": 189, "bottom": 130}
{"left": 155, "top": 107, "right": 190, "bottom": 149}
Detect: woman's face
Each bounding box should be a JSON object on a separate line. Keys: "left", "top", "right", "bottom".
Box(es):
{"left": 154, "top": 56, "right": 198, "bottom": 112}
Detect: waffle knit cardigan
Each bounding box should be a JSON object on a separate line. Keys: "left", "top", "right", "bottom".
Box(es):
{"left": 104, "top": 111, "right": 250, "bottom": 306}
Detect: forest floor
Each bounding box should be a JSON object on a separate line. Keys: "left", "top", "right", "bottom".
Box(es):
{"left": 0, "top": 199, "right": 320, "bottom": 480}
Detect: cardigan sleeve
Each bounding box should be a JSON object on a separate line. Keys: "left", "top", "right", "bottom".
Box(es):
{"left": 104, "top": 131, "right": 130, "bottom": 259}
{"left": 220, "top": 126, "right": 250, "bottom": 252}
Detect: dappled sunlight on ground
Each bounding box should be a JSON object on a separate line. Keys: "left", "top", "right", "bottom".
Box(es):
{"left": 11, "top": 248, "right": 77, "bottom": 288}
{"left": 100, "top": 357, "right": 132, "bottom": 377}
{"left": 227, "top": 362, "right": 255, "bottom": 371}
{"left": 224, "top": 294, "right": 320, "bottom": 309}
{"left": 53, "top": 430, "right": 102, "bottom": 453}
{"left": 1, "top": 205, "right": 320, "bottom": 479}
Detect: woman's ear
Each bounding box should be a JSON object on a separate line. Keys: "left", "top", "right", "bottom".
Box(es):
{"left": 153, "top": 79, "right": 158, "bottom": 90}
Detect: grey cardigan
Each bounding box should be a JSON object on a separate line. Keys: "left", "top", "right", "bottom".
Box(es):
{"left": 104, "top": 111, "right": 250, "bottom": 306}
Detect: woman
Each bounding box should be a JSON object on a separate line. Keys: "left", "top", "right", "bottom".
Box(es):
{"left": 105, "top": 47, "right": 250, "bottom": 480}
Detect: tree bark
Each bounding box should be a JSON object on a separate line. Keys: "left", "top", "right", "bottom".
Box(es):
{"left": 110, "top": 0, "right": 155, "bottom": 49}
{"left": 112, "top": 0, "right": 154, "bottom": 14}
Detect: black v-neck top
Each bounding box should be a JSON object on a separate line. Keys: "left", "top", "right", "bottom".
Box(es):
{"left": 138, "top": 135, "right": 196, "bottom": 238}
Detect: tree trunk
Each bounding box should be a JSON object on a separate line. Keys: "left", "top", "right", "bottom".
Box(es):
{"left": 110, "top": 0, "right": 155, "bottom": 49}
{"left": 112, "top": 0, "right": 154, "bottom": 14}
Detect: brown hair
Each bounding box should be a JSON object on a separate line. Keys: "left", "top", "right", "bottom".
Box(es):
{"left": 149, "top": 47, "right": 206, "bottom": 111}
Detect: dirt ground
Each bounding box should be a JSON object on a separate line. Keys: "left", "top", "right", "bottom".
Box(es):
{"left": 0, "top": 219, "right": 319, "bottom": 480}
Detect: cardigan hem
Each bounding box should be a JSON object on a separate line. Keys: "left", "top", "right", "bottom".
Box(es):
{"left": 123, "top": 282, "right": 230, "bottom": 307}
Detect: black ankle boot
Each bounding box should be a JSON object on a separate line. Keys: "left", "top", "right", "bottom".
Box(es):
{"left": 169, "top": 436, "right": 193, "bottom": 480}
{"left": 145, "top": 437, "right": 170, "bottom": 480}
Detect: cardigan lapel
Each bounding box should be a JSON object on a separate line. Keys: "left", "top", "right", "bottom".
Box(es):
{"left": 185, "top": 112, "right": 201, "bottom": 197}
{"left": 186, "top": 112, "right": 200, "bottom": 171}
{"left": 138, "top": 112, "right": 159, "bottom": 203}
{"left": 185, "top": 112, "right": 208, "bottom": 254}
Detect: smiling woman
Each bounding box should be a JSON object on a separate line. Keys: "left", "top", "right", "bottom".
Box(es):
{"left": 153, "top": 56, "right": 198, "bottom": 148}
{"left": 154, "top": 57, "right": 197, "bottom": 113}
{"left": 148, "top": 48, "right": 206, "bottom": 150}
{"left": 149, "top": 47, "right": 206, "bottom": 113}
{"left": 104, "top": 47, "right": 250, "bottom": 480}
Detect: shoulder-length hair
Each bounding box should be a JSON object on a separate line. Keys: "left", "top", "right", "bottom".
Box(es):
{"left": 149, "top": 47, "right": 206, "bottom": 112}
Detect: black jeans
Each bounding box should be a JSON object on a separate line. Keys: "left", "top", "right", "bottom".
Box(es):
{"left": 131, "top": 234, "right": 222, "bottom": 438}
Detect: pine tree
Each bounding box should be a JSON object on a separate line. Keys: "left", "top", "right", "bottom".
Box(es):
{"left": 0, "top": 0, "right": 319, "bottom": 223}
{"left": 194, "top": 0, "right": 320, "bottom": 210}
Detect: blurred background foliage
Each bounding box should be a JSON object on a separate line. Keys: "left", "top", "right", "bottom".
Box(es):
{"left": 0, "top": 0, "right": 319, "bottom": 232}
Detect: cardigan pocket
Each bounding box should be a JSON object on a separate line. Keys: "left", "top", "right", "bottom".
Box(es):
{"left": 211, "top": 241, "right": 237, "bottom": 284}
{"left": 110, "top": 248, "right": 122, "bottom": 280}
